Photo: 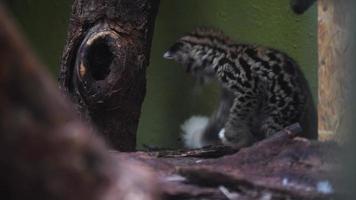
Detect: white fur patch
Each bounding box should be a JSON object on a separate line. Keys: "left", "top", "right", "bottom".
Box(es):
{"left": 218, "top": 128, "right": 226, "bottom": 143}
{"left": 181, "top": 116, "right": 209, "bottom": 149}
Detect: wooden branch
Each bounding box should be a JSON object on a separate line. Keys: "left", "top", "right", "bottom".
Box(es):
{"left": 116, "top": 124, "right": 340, "bottom": 199}
{"left": 59, "top": 0, "right": 160, "bottom": 151}
{"left": 0, "top": 5, "right": 160, "bottom": 200}
{"left": 318, "top": 0, "right": 354, "bottom": 141}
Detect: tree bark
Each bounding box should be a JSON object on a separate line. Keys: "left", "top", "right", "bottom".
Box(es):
{"left": 0, "top": 5, "right": 161, "bottom": 200}
{"left": 121, "top": 124, "right": 340, "bottom": 200}
{"left": 318, "top": 0, "right": 354, "bottom": 141}
{"left": 59, "top": 0, "right": 160, "bottom": 151}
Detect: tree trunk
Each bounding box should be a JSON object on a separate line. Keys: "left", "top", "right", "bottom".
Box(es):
{"left": 318, "top": 0, "right": 354, "bottom": 141}
{"left": 59, "top": 0, "right": 160, "bottom": 151}
{"left": 0, "top": 5, "right": 161, "bottom": 199}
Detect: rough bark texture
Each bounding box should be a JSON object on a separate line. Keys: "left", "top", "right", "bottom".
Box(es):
{"left": 0, "top": 5, "right": 160, "bottom": 200}
{"left": 59, "top": 0, "right": 160, "bottom": 151}
{"left": 119, "top": 124, "right": 340, "bottom": 200}
{"left": 318, "top": 0, "right": 354, "bottom": 141}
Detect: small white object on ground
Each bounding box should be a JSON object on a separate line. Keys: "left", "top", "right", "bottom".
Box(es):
{"left": 218, "top": 186, "right": 239, "bottom": 200}
{"left": 164, "top": 175, "right": 187, "bottom": 182}
{"left": 260, "top": 192, "right": 272, "bottom": 200}
{"left": 181, "top": 115, "right": 209, "bottom": 149}
{"left": 316, "top": 180, "right": 334, "bottom": 194}
{"left": 282, "top": 178, "right": 289, "bottom": 186}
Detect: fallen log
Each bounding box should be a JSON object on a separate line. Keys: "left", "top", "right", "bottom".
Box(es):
{"left": 116, "top": 124, "right": 340, "bottom": 200}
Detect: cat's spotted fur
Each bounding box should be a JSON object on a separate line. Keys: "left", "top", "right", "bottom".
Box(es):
{"left": 164, "top": 28, "right": 317, "bottom": 148}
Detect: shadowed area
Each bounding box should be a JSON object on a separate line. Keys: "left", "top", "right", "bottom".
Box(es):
{"left": 86, "top": 37, "right": 113, "bottom": 81}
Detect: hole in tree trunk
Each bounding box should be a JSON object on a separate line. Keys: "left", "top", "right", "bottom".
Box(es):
{"left": 86, "top": 37, "right": 114, "bottom": 80}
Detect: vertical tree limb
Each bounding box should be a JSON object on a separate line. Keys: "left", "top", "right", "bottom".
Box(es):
{"left": 318, "top": 0, "right": 353, "bottom": 141}
{"left": 0, "top": 4, "right": 160, "bottom": 199}
{"left": 59, "top": 0, "right": 160, "bottom": 151}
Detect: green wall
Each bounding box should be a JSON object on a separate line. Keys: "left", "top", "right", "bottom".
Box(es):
{"left": 4, "top": 0, "right": 317, "bottom": 149}
{"left": 4, "top": 0, "right": 72, "bottom": 75}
